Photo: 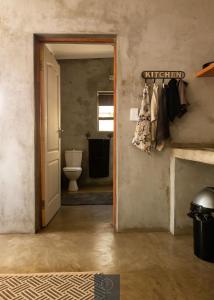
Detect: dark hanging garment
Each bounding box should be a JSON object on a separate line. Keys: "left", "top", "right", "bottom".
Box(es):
{"left": 177, "top": 80, "right": 189, "bottom": 118}
{"left": 166, "top": 79, "right": 181, "bottom": 122}
{"left": 88, "top": 139, "right": 110, "bottom": 178}
{"left": 156, "top": 86, "right": 170, "bottom": 151}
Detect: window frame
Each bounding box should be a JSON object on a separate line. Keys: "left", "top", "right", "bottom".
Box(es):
{"left": 97, "top": 91, "right": 114, "bottom": 132}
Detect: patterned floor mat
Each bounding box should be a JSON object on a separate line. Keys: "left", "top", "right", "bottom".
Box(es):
{"left": 0, "top": 272, "right": 101, "bottom": 300}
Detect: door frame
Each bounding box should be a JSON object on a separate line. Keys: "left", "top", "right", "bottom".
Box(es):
{"left": 34, "top": 34, "right": 117, "bottom": 231}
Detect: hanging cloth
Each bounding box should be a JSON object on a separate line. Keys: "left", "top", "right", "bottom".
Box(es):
{"left": 177, "top": 80, "right": 189, "bottom": 118}
{"left": 132, "top": 84, "right": 151, "bottom": 153}
{"left": 166, "top": 78, "right": 181, "bottom": 122}
{"left": 156, "top": 85, "right": 170, "bottom": 151}
{"left": 151, "top": 83, "right": 159, "bottom": 144}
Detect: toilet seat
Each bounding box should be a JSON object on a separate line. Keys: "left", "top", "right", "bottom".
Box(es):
{"left": 63, "top": 167, "right": 82, "bottom": 172}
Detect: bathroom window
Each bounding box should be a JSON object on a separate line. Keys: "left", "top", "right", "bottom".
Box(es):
{"left": 97, "top": 91, "right": 114, "bottom": 132}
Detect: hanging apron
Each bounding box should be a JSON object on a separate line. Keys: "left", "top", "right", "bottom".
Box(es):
{"left": 132, "top": 84, "right": 151, "bottom": 153}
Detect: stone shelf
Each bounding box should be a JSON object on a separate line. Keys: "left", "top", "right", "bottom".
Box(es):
{"left": 172, "top": 147, "right": 214, "bottom": 165}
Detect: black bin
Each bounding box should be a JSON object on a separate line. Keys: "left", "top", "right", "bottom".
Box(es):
{"left": 188, "top": 187, "right": 214, "bottom": 263}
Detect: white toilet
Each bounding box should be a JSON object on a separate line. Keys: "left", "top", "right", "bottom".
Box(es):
{"left": 63, "top": 150, "right": 83, "bottom": 192}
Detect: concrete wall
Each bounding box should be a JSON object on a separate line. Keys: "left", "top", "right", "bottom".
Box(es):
{"left": 59, "top": 58, "right": 114, "bottom": 187}
{"left": 1, "top": 0, "right": 214, "bottom": 233}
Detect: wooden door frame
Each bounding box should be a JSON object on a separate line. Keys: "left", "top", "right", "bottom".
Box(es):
{"left": 34, "top": 34, "right": 117, "bottom": 231}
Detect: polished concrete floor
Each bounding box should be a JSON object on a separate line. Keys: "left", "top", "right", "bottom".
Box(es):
{"left": 0, "top": 206, "right": 214, "bottom": 299}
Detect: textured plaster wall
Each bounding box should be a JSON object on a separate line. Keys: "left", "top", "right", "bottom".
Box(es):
{"left": 59, "top": 58, "right": 114, "bottom": 187}
{"left": 1, "top": 0, "right": 214, "bottom": 232}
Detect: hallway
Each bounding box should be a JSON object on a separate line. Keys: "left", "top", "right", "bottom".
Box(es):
{"left": 0, "top": 206, "right": 213, "bottom": 299}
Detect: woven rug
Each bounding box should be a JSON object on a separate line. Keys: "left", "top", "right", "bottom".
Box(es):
{"left": 0, "top": 272, "right": 103, "bottom": 300}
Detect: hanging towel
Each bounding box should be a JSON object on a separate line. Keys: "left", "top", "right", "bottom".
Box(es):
{"left": 166, "top": 78, "right": 181, "bottom": 122}
{"left": 156, "top": 85, "right": 170, "bottom": 151}
{"left": 151, "top": 83, "right": 159, "bottom": 144}
{"left": 132, "top": 84, "right": 151, "bottom": 153}
{"left": 88, "top": 139, "right": 110, "bottom": 178}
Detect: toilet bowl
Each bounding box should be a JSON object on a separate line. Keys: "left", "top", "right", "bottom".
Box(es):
{"left": 63, "top": 167, "right": 82, "bottom": 192}
{"left": 63, "top": 150, "right": 83, "bottom": 192}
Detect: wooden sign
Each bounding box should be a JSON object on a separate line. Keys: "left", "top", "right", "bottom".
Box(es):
{"left": 142, "top": 71, "right": 185, "bottom": 79}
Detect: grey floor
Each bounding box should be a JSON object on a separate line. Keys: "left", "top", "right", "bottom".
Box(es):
{"left": 0, "top": 206, "right": 214, "bottom": 300}
{"left": 61, "top": 184, "right": 113, "bottom": 205}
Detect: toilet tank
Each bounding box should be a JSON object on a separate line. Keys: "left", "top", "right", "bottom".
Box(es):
{"left": 65, "top": 150, "right": 82, "bottom": 167}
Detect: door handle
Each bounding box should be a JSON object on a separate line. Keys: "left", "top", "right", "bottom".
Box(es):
{"left": 58, "top": 128, "right": 64, "bottom": 138}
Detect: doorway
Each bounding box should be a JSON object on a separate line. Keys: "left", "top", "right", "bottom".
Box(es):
{"left": 34, "top": 34, "right": 117, "bottom": 231}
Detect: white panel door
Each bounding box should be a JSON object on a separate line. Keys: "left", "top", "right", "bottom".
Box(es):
{"left": 42, "top": 45, "right": 61, "bottom": 226}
